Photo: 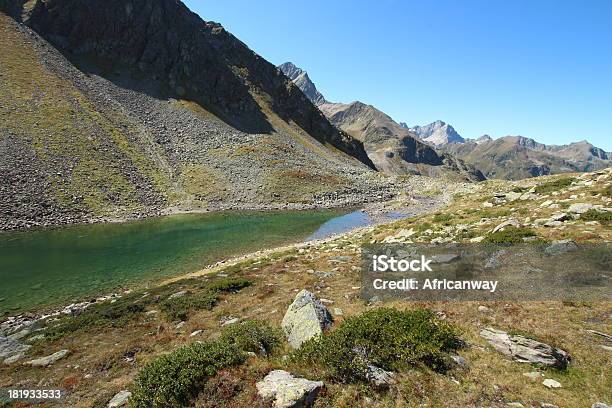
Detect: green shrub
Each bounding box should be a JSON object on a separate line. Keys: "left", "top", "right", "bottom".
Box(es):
{"left": 131, "top": 340, "right": 246, "bottom": 408}
{"left": 44, "top": 293, "right": 150, "bottom": 341}
{"left": 160, "top": 278, "right": 251, "bottom": 321}
{"left": 534, "top": 177, "right": 575, "bottom": 194}
{"left": 131, "top": 320, "right": 278, "bottom": 407}
{"left": 432, "top": 213, "right": 453, "bottom": 225}
{"left": 511, "top": 186, "right": 529, "bottom": 193}
{"left": 581, "top": 209, "right": 612, "bottom": 225}
{"left": 291, "top": 308, "right": 461, "bottom": 383}
{"left": 484, "top": 226, "right": 537, "bottom": 243}
{"left": 220, "top": 319, "right": 282, "bottom": 355}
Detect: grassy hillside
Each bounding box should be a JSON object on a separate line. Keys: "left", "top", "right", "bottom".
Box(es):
{"left": 1, "top": 170, "right": 609, "bottom": 407}
{"left": 0, "top": 13, "right": 177, "bottom": 227}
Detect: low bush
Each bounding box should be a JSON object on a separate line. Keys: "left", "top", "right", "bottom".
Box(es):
{"left": 44, "top": 292, "right": 150, "bottom": 341}
{"left": 432, "top": 213, "right": 454, "bottom": 225}
{"left": 581, "top": 209, "right": 612, "bottom": 225}
{"left": 534, "top": 177, "right": 575, "bottom": 194}
{"left": 131, "top": 320, "right": 278, "bottom": 407}
{"left": 160, "top": 278, "right": 251, "bottom": 321}
{"left": 131, "top": 340, "right": 246, "bottom": 408}
{"left": 484, "top": 226, "right": 537, "bottom": 243}
{"left": 291, "top": 308, "right": 461, "bottom": 383}
{"left": 220, "top": 319, "right": 282, "bottom": 355}
{"left": 511, "top": 186, "right": 529, "bottom": 193}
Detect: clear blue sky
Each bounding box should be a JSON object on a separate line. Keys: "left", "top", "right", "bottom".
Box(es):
{"left": 185, "top": 0, "right": 612, "bottom": 150}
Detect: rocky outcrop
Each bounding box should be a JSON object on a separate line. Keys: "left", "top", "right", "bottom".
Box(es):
{"left": 24, "top": 349, "right": 69, "bottom": 367}
{"left": 1, "top": 335, "right": 31, "bottom": 364}
{"left": 282, "top": 290, "right": 332, "bottom": 349}
{"left": 256, "top": 370, "right": 323, "bottom": 408}
{"left": 480, "top": 328, "right": 570, "bottom": 369}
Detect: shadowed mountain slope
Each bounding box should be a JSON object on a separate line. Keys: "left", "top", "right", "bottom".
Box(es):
{"left": 0, "top": 1, "right": 383, "bottom": 230}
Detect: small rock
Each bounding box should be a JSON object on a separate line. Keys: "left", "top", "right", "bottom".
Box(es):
{"left": 221, "top": 318, "right": 240, "bottom": 326}
{"left": 168, "top": 290, "right": 188, "bottom": 300}
{"left": 107, "top": 390, "right": 131, "bottom": 407}
{"left": 523, "top": 371, "right": 541, "bottom": 381}
{"left": 450, "top": 354, "right": 469, "bottom": 369}
{"left": 3, "top": 353, "right": 25, "bottom": 365}
{"left": 190, "top": 330, "right": 203, "bottom": 337}
{"left": 492, "top": 219, "right": 520, "bottom": 233}
{"left": 550, "top": 212, "right": 570, "bottom": 222}
{"left": 365, "top": 364, "right": 395, "bottom": 388}
{"left": 507, "top": 403, "right": 524, "bottom": 407}
{"left": 568, "top": 203, "right": 595, "bottom": 214}
{"left": 256, "top": 370, "right": 323, "bottom": 408}
{"left": 544, "top": 239, "right": 578, "bottom": 256}
{"left": 24, "top": 349, "right": 69, "bottom": 367}
{"left": 0, "top": 335, "right": 31, "bottom": 361}
{"left": 592, "top": 403, "right": 611, "bottom": 408}
{"left": 478, "top": 305, "right": 492, "bottom": 313}
{"left": 480, "top": 328, "right": 570, "bottom": 369}
{"left": 542, "top": 378, "right": 561, "bottom": 388}
{"left": 333, "top": 308, "right": 343, "bottom": 316}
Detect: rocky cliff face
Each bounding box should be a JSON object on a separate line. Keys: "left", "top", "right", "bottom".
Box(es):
{"left": 279, "top": 63, "right": 484, "bottom": 181}
{"left": 410, "top": 120, "right": 465, "bottom": 146}
{"left": 0, "top": 1, "right": 383, "bottom": 230}
{"left": 279, "top": 62, "right": 327, "bottom": 105}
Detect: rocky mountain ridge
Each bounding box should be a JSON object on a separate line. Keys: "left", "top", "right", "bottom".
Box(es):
{"left": 279, "top": 62, "right": 485, "bottom": 181}
{"left": 278, "top": 62, "right": 327, "bottom": 105}
{"left": 443, "top": 135, "right": 612, "bottom": 180}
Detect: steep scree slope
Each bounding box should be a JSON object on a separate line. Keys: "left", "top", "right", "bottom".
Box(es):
{"left": 0, "top": 1, "right": 382, "bottom": 230}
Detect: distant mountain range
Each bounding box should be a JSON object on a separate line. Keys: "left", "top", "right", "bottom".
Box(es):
{"left": 442, "top": 135, "right": 611, "bottom": 180}
{"left": 279, "top": 63, "right": 484, "bottom": 181}
{"left": 279, "top": 62, "right": 611, "bottom": 181}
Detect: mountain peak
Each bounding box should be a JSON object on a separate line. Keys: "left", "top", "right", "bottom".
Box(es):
{"left": 410, "top": 121, "right": 464, "bottom": 146}
{"left": 278, "top": 61, "right": 327, "bottom": 105}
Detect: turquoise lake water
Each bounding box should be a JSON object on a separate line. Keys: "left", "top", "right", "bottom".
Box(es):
{"left": 0, "top": 210, "right": 346, "bottom": 315}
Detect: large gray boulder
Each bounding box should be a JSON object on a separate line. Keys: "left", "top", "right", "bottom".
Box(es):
{"left": 480, "top": 328, "right": 570, "bottom": 369}
{"left": 256, "top": 370, "right": 323, "bottom": 408}
{"left": 282, "top": 290, "right": 332, "bottom": 349}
